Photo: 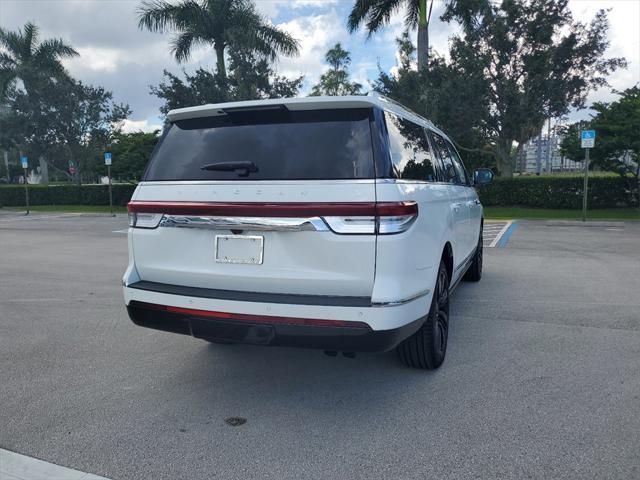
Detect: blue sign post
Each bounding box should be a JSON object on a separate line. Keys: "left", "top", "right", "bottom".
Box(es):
{"left": 580, "top": 130, "right": 596, "bottom": 221}
{"left": 20, "top": 155, "right": 29, "bottom": 214}
{"left": 104, "top": 152, "right": 114, "bottom": 216}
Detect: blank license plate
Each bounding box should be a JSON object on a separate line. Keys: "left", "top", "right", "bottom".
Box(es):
{"left": 215, "top": 235, "right": 264, "bottom": 264}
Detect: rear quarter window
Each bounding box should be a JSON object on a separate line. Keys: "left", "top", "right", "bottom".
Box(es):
{"left": 384, "top": 112, "right": 438, "bottom": 182}
{"left": 144, "top": 108, "right": 375, "bottom": 181}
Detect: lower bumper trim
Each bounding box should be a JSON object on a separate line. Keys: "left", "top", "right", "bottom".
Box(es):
{"left": 126, "top": 300, "right": 424, "bottom": 353}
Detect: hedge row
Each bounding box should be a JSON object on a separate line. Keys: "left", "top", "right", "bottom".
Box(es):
{"left": 0, "top": 176, "right": 637, "bottom": 209}
{"left": 0, "top": 184, "right": 137, "bottom": 207}
{"left": 477, "top": 175, "right": 637, "bottom": 209}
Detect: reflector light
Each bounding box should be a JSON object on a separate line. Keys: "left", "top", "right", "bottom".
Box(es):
{"left": 132, "top": 301, "right": 370, "bottom": 329}
{"left": 128, "top": 212, "right": 163, "bottom": 229}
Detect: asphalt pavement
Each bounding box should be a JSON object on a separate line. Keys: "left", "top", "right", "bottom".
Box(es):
{"left": 1, "top": 213, "right": 639, "bottom": 480}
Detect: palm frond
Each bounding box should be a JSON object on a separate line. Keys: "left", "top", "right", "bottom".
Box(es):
{"left": 170, "top": 32, "right": 196, "bottom": 63}
{"left": 138, "top": 0, "right": 206, "bottom": 33}
{"left": 347, "top": 0, "right": 377, "bottom": 33}
{"left": 404, "top": 0, "right": 420, "bottom": 28}
{"left": 22, "top": 22, "right": 38, "bottom": 58}
{"left": 35, "top": 38, "right": 79, "bottom": 61}
{"left": 254, "top": 23, "right": 299, "bottom": 58}
{"left": 366, "top": 0, "right": 406, "bottom": 34}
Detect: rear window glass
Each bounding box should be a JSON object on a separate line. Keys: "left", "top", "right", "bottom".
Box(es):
{"left": 144, "top": 108, "right": 375, "bottom": 181}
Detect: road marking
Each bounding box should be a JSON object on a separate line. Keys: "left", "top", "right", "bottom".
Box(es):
{"left": 0, "top": 449, "right": 110, "bottom": 480}
{"left": 483, "top": 220, "right": 516, "bottom": 248}
{"left": 0, "top": 213, "right": 82, "bottom": 222}
{"left": 112, "top": 229, "right": 129, "bottom": 233}
{"left": 497, "top": 222, "right": 518, "bottom": 247}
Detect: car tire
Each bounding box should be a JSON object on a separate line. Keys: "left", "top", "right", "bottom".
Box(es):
{"left": 463, "top": 227, "right": 483, "bottom": 282}
{"left": 397, "top": 260, "right": 450, "bottom": 369}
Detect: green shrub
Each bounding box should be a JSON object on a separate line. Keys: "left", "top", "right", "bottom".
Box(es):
{"left": 1, "top": 176, "right": 636, "bottom": 209}
{"left": 477, "top": 175, "right": 636, "bottom": 209}
{"left": 0, "top": 183, "right": 137, "bottom": 207}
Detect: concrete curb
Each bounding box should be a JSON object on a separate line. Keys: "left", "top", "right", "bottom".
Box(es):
{"left": 0, "top": 449, "right": 111, "bottom": 480}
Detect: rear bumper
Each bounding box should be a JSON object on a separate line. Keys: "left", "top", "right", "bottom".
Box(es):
{"left": 126, "top": 300, "right": 424, "bottom": 352}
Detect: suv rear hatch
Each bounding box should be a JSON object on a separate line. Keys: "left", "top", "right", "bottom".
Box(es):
{"left": 129, "top": 105, "right": 384, "bottom": 299}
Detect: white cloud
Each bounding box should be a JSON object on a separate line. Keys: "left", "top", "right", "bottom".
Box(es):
{"left": 275, "top": 9, "right": 348, "bottom": 88}
{"left": 256, "top": 0, "right": 339, "bottom": 19}
{"left": 568, "top": 0, "right": 640, "bottom": 113}
{"left": 121, "top": 118, "right": 163, "bottom": 134}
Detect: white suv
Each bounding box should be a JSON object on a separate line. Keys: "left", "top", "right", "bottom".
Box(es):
{"left": 123, "top": 95, "right": 493, "bottom": 369}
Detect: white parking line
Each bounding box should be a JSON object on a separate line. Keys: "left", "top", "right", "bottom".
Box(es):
{"left": 0, "top": 449, "right": 110, "bottom": 480}
{"left": 0, "top": 213, "right": 82, "bottom": 222}
{"left": 488, "top": 221, "right": 514, "bottom": 248}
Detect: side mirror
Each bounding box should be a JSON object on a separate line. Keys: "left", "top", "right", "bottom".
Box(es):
{"left": 473, "top": 168, "right": 494, "bottom": 186}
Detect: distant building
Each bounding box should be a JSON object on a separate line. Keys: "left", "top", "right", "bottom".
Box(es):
{"left": 517, "top": 134, "right": 582, "bottom": 174}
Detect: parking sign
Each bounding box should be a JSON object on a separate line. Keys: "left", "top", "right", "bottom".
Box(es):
{"left": 581, "top": 130, "right": 595, "bottom": 149}
{"left": 104, "top": 152, "right": 112, "bottom": 166}
{"left": 21, "top": 156, "right": 28, "bottom": 169}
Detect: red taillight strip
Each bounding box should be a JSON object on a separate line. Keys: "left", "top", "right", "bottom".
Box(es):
{"left": 127, "top": 201, "right": 417, "bottom": 218}
{"left": 134, "top": 301, "right": 371, "bottom": 329}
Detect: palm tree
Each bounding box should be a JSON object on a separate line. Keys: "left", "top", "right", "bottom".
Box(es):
{"left": 138, "top": 0, "right": 299, "bottom": 78}
{"left": 0, "top": 22, "right": 78, "bottom": 100}
{"left": 347, "top": 0, "right": 434, "bottom": 70}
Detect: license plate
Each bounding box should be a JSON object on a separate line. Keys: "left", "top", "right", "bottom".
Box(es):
{"left": 215, "top": 235, "right": 264, "bottom": 264}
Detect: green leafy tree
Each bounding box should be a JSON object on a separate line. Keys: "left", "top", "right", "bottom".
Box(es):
{"left": 561, "top": 86, "right": 640, "bottom": 204}
{"left": 99, "top": 131, "right": 160, "bottom": 181}
{"left": 310, "top": 43, "right": 362, "bottom": 96}
{"left": 348, "top": 0, "right": 435, "bottom": 69}
{"left": 138, "top": 0, "right": 299, "bottom": 78}
{"left": 0, "top": 22, "right": 78, "bottom": 100}
{"left": 374, "top": 32, "right": 493, "bottom": 171}
{"left": 7, "top": 78, "right": 130, "bottom": 182}
{"left": 151, "top": 47, "right": 303, "bottom": 114}
{"left": 439, "top": 0, "right": 626, "bottom": 176}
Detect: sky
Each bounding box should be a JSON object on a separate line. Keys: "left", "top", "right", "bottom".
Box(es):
{"left": 1, "top": 0, "right": 639, "bottom": 133}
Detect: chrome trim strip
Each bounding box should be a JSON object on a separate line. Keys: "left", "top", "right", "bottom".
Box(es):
{"left": 160, "top": 215, "right": 330, "bottom": 232}
{"left": 371, "top": 288, "right": 431, "bottom": 307}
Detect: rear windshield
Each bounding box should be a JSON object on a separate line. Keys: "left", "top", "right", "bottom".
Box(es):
{"left": 144, "top": 108, "right": 375, "bottom": 181}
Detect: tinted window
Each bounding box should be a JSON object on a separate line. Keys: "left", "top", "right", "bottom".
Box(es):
{"left": 384, "top": 112, "right": 437, "bottom": 182}
{"left": 144, "top": 109, "right": 374, "bottom": 181}
{"left": 445, "top": 140, "right": 470, "bottom": 185}
{"left": 429, "top": 131, "right": 460, "bottom": 184}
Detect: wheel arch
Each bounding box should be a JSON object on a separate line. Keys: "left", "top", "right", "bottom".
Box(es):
{"left": 441, "top": 242, "right": 453, "bottom": 282}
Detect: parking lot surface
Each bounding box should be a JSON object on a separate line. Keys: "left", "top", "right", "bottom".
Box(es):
{"left": 1, "top": 213, "right": 639, "bottom": 480}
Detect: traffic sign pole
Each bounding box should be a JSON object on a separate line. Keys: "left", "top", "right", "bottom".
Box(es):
{"left": 21, "top": 156, "right": 29, "bottom": 215}
{"left": 582, "top": 148, "right": 589, "bottom": 222}
{"left": 104, "top": 153, "right": 113, "bottom": 216}
{"left": 24, "top": 167, "right": 29, "bottom": 215}
{"left": 108, "top": 164, "right": 113, "bottom": 216}
{"left": 580, "top": 130, "right": 596, "bottom": 222}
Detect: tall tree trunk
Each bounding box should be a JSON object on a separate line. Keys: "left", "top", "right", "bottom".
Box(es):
{"left": 417, "top": 0, "right": 429, "bottom": 70}
{"left": 495, "top": 140, "right": 515, "bottom": 177}
{"left": 215, "top": 45, "right": 227, "bottom": 78}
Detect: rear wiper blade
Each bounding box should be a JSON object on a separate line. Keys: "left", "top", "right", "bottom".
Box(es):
{"left": 201, "top": 161, "right": 258, "bottom": 177}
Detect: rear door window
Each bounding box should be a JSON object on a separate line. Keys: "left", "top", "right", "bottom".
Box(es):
{"left": 384, "top": 112, "right": 438, "bottom": 182}
{"left": 444, "top": 140, "right": 470, "bottom": 185}
{"left": 429, "top": 131, "right": 460, "bottom": 184}
{"left": 144, "top": 108, "right": 375, "bottom": 181}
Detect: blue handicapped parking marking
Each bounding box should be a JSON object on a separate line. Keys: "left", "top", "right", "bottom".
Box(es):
{"left": 497, "top": 222, "right": 518, "bottom": 248}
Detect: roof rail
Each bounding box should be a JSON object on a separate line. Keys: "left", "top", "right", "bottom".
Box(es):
{"left": 367, "top": 91, "right": 435, "bottom": 128}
